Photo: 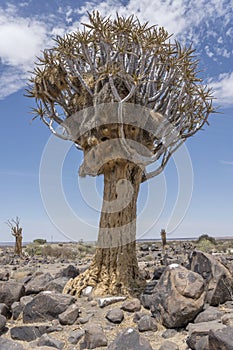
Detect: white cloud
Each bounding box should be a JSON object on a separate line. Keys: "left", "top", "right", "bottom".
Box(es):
{"left": 0, "top": 5, "right": 57, "bottom": 99}
{"left": 0, "top": 20, "right": 47, "bottom": 68}
{"left": 208, "top": 72, "right": 233, "bottom": 106}
{"left": 0, "top": 0, "right": 233, "bottom": 100}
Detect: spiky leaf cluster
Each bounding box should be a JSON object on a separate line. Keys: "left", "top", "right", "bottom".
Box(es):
{"left": 26, "top": 12, "right": 214, "bottom": 179}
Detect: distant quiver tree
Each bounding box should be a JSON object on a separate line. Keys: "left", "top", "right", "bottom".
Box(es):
{"left": 26, "top": 12, "right": 214, "bottom": 296}
{"left": 6, "top": 216, "right": 23, "bottom": 256}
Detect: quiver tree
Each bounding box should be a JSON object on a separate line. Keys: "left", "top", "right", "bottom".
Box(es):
{"left": 161, "top": 229, "right": 167, "bottom": 249}
{"left": 26, "top": 12, "right": 214, "bottom": 296}
{"left": 6, "top": 217, "right": 23, "bottom": 256}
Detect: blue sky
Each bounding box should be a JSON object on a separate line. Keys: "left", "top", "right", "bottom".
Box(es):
{"left": 0, "top": 0, "right": 233, "bottom": 243}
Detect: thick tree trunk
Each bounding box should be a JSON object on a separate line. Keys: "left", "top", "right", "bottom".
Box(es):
{"left": 64, "top": 160, "right": 145, "bottom": 296}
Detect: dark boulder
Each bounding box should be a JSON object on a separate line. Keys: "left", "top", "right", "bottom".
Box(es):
{"left": 0, "top": 281, "right": 25, "bottom": 307}
{"left": 107, "top": 328, "right": 153, "bottom": 350}
{"left": 150, "top": 264, "right": 206, "bottom": 328}
{"left": 23, "top": 291, "right": 75, "bottom": 323}
{"left": 190, "top": 250, "right": 233, "bottom": 306}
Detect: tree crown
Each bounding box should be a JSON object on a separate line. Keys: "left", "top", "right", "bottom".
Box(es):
{"left": 26, "top": 12, "right": 215, "bottom": 180}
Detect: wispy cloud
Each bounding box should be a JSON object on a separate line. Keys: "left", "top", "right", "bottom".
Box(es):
{"left": 220, "top": 160, "right": 233, "bottom": 166}
{"left": 209, "top": 72, "right": 233, "bottom": 107}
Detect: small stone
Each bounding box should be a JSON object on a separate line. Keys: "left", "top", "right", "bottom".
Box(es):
{"left": 121, "top": 298, "right": 141, "bottom": 312}
{"left": 37, "top": 334, "right": 65, "bottom": 349}
{"left": 68, "top": 329, "right": 85, "bottom": 344}
{"left": 107, "top": 328, "right": 153, "bottom": 350}
{"left": 106, "top": 308, "right": 124, "bottom": 324}
{"left": 10, "top": 325, "right": 49, "bottom": 342}
{"left": 0, "top": 303, "right": 11, "bottom": 318}
{"left": 162, "top": 329, "right": 178, "bottom": 339}
{"left": 159, "top": 340, "right": 179, "bottom": 350}
{"left": 0, "top": 338, "right": 26, "bottom": 350}
{"left": 80, "top": 324, "right": 107, "bottom": 349}
{"left": 138, "top": 315, "right": 157, "bottom": 332}
{"left": 133, "top": 312, "right": 148, "bottom": 323}
{"left": 90, "top": 300, "right": 97, "bottom": 307}
{"left": 55, "top": 265, "right": 79, "bottom": 279}
{"left": 58, "top": 303, "right": 80, "bottom": 325}
{"left": 79, "top": 316, "right": 90, "bottom": 324}
{"left": 82, "top": 286, "right": 93, "bottom": 296}
{"left": 0, "top": 314, "right": 6, "bottom": 332}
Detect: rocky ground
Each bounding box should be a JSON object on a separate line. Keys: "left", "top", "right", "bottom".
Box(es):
{"left": 0, "top": 239, "right": 233, "bottom": 350}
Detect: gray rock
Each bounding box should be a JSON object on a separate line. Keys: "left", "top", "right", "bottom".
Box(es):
{"left": 162, "top": 329, "right": 178, "bottom": 339}
{"left": 25, "top": 273, "right": 53, "bottom": 295}
{"left": 34, "top": 347, "right": 59, "bottom": 350}
{"left": 20, "top": 295, "right": 34, "bottom": 306}
{"left": 98, "top": 296, "right": 126, "bottom": 308}
{"left": 186, "top": 320, "right": 226, "bottom": 350}
{"left": 221, "top": 312, "right": 233, "bottom": 326}
{"left": 106, "top": 308, "right": 124, "bottom": 324}
{"left": 150, "top": 265, "right": 206, "bottom": 328}
{"left": 0, "top": 281, "right": 25, "bottom": 307}
{"left": 0, "top": 338, "right": 26, "bottom": 350}
{"left": 159, "top": 340, "right": 179, "bottom": 350}
{"left": 45, "top": 277, "right": 69, "bottom": 293}
{"left": 107, "top": 328, "right": 153, "bottom": 350}
{"left": 0, "top": 270, "right": 10, "bottom": 281}
{"left": 190, "top": 250, "right": 233, "bottom": 306}
{"left": 140, "top": 294, "right": 154, "bottom": 310}
{"left": 58, "top": 303, "right": 80, "bottom": 325}
{"left": 10, "top": 325, "right": 49, "bottom": 342}
{"left": 68, "top": 329, "right": 85, "bottom": 344}
{"left": 54, "top": 265, "right": 79, "bottom": 279}
{"left": 11, "top": 296, "right": 34, "bottom": 320}
{"left": 121, "top": 298, "right": 141, "bottom": 312}
{"left": 11, "top": 301, "right": 23, "bottom": 320}
{"left": 194, "top": 306, "right": 223, "bottom": 323}
{"left": 37, "top": 334, "right": 65, "bottom": 349}
{"left": 133, "top": 312, "right": 148, "bottom": 323}
{"left": 209, "top": 326, "right": 233, "bottom": 349}
{"left": 195, "top": 336, "right": 209, "bottom": 350}
{"left": 0, "top": 314, "right": 6, "bottom": 331}
{"left": 0, "top": 303, "right": 11, "bottom": 318}
{"left": 23, "top": 291, "right": 75, "bottom": 323}
{"left": 152, "top": 267, "right": 166, "bottom": 280}
{"left": 137, "top": 315, "right": 157, "bottom": 332}
{"left": 80, "top": 324, "right": 107, "bottom": 349}
{"left": 140, "top": 244, "right": 149, "bottom": 251}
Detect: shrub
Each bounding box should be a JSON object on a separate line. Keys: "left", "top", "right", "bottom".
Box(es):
{"left": 196, "top": 234, "right": 217, "bottom": 245}
{"left": 33, "top": 238, "right": 47, "bottom": 245}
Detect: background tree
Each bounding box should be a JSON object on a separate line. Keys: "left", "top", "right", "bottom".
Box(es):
{"left": 26, "top": 12, "right": 214, "bottom": 296}
{"left": 161, "top": 229, "right": 167, "bottom": 249}
{"left": 6, "top": 216, "right": 23, "bottom": 256}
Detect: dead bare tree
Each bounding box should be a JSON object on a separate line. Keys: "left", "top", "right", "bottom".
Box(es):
{"left": 26, "top": 12, "right": 215, "bottom": 296}
{"left": 6, "top": 217, "right": 23, "bottom": 256}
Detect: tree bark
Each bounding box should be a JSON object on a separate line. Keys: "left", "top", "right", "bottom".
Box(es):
{"left": 64, "top": 160, "right": 145, "bottom": 296}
